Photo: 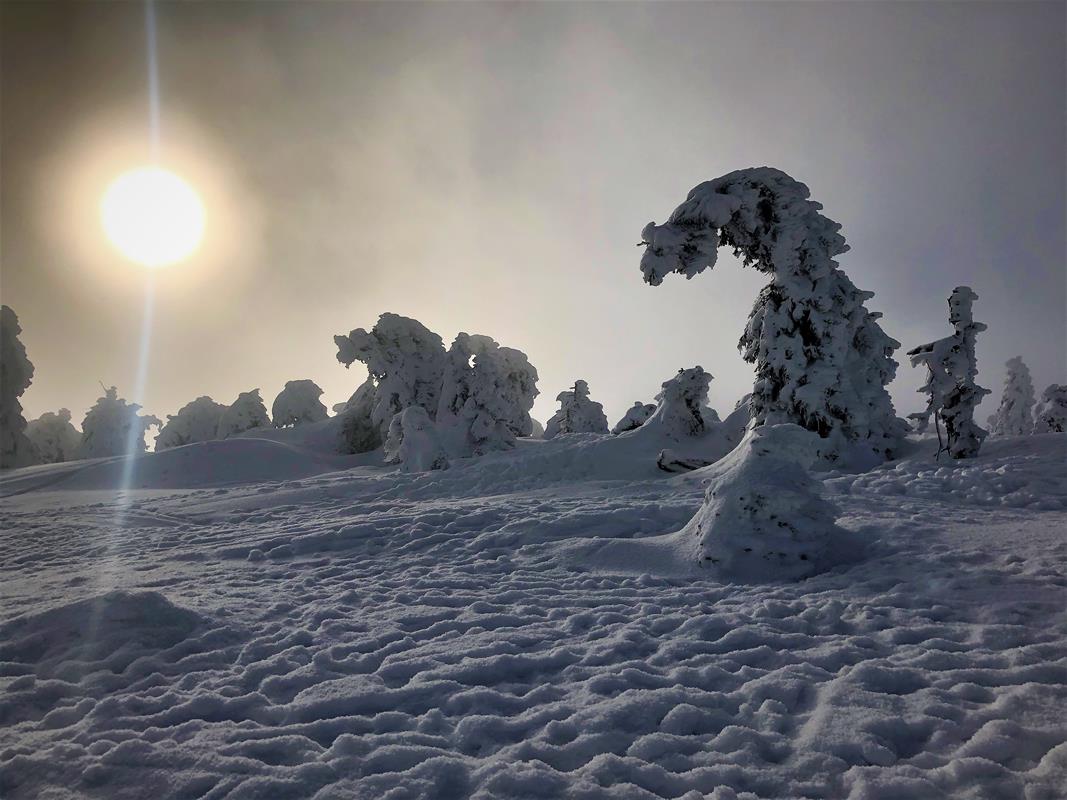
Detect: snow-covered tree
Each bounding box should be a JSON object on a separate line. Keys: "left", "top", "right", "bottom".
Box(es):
{"left": 384, "top": 406, "right": 449, "bottom": 472}
{"left": 642, "top": 366, "right": 715, "bottom": 440}
{"left": 529, "top": 417, "right": 545, "bottom": 439}
{"left": 907, "top": 286, "right": 990, "bottom": 459}
{"left": 26, "top": 409, "right": 81, "bottom": 464}
{"left": 544, "top": 380, "right": 609, "bottom": 439}
{"left": 436, "top": 333, "right": 540, "bottom": 454}
{"left": 638, "top": 168, "right": 906, "bottom": 463}
{"left": 216, "top": 389, "right": 271, "bottom": 439}
{"left": 1033, "top": 384, "right": 1067, "bottom": 433}
{"left": 335, "top": 313, "right": 447, "bottom": 439}
{"left": 272, "top": 380, "right": 328, "bottom": 428}
{"left": 1, "top": 305, "right": 39, "bottom": 468}
{"left": 682, "top": 424, "right": 843, "bottom": 581}
{"left": 986, "top": 357, "right": 1036, "bottom": 437}
{"left": 333, "top": 376, "right": 382, "bottom": 453}
{"left": 612, "top": 402, "right": 656, "bottom": 434}
{"left": 78, "top": 387, "right": 160, "bottom": 459}
{"left": 155, "top": 396, "right": 226, "bottom": 451}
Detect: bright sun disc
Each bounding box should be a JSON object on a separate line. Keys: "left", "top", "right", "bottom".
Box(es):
{"left": 101, "top": 167, "right": 205, "bottom": 268}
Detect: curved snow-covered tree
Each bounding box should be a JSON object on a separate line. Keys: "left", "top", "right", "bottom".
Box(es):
{"left": 26, "top": 409, "right": 81, "bottom": 464}
{"left": 335, "top": 313, "right": 446, "bottom": 439}
{"left": 642, "top": 366, "right": 715, "bottom": 440}
{"left": 1033, "top": 384, "right": 1067, "bottom": 433}
{"left": 155, "top": 396, "right": 226, "bottom": 451}
{"left": 78, "top": 387, "right": 160, "bottom": 459}
{"left": 612, "top": 402, "right": 657, "bottom": 434}
{"left": 986, "top": 357, "right": 1036, "bottom": 437}
{"left": 436, "top": 332, "right": 540, "bottom": 454}
{"left": 272, "top": 379, "right": 328, "bottom": 428}
{"left": 334, "top": 376, "right": 382, "bottom": 453}
{"left": 216, "top": 389, "right": 271, "bottom": 439}
{"left": 384, "top": 406, "right": 449, "bottom": 472}
{"left": 638, "top": 168, "right": 906, "bottom": 462}
{"left": 1, "top": 305, "right": 39, "bottom": 468}
{"left": 544, "top": 380, "right": 609, "bottom": 439}
{"left": 907, "top": 286, "right": 990, "bottom": 459}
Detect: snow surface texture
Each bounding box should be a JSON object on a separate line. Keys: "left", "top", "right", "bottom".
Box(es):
{"left": 77, "top": 387, "right": 160, "bottom": 460}
{"left": 545, "top": 380, "right": 609, "bottom": 439}
{"left": 2, "top": 430, "right": 1065, "bottom": 799}
{"left": 907, "top": 287, "right": 991, "bottom": 459}
{"left": 217, "top": 390, "right": 271, "bottom": 440}
{"left": 156, "top": 396, "right": 226, "bottom": 451}
{"left": 25, "top": 409, "right": 81, "bottom": 464}
{"left": 987, "top": 358, "right": 1036, "bottom": 437}
{"left": 273, "top": 381, "right": 329, "bottom": 429}
{"left": 1033, "top": 385, "right": 1067, "bottom": 434}
{"left": 638, "top": 168, "right": 907, "bottom": 465}
{"left": 0, "top": 305, "right": 38, "bottom": 469}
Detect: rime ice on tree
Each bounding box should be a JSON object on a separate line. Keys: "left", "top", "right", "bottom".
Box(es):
{"left": 987, "top": 357, "right": 1036, "bottom": 437}
{"left": 216, "top": 390, "right": 271, "bottom": 439}
{"left": 1, "top": 305, "right": 39, "bottom": 468}
{"left": 1033, "top": 384, "right": 1067, "bottom": 433}
{"left": 272, "top": 380, "right": 328, "bottom": 428}
{"left": 78, "top": 387, "right": 160, "bottom": 459}
{"left": 612, "top": 402, "right": 656, "bottom": 434}
{"left": 642, "top": 366, "right": 715, "bottom": 441}
{"left": 637, "top": 168, "right": 906, "bottom": 463}
{"left": 26, "top": 409, "right": 81, "bottom": 464}
{"left": 156, "top": 396, "right": 226, "bottom": 450}
{"left": 544, "top": 380, "right": 609, "bottom": 439}
{"left": 907, "top": 286, "right": 990, "bottom": 459}
{"left": 334, "top": 377, "right": 383, "bottom": 454}
{"left": 384, "top": 406, "right": 450, "bottom": 472}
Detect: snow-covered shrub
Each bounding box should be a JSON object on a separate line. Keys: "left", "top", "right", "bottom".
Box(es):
{"left": 544, "top": 380, "right": 609, "bottom": 439}
{"left": 1, "top": 305, "right": 39, "bottom": 468}
{"left": 642, "top": 366, "right": 715, "bottom": 441}
{"left": 216, "top": 389, "right": 271, "bottom": 439}
{"left": 26, "top": 409, "right": 81, "bottom": 464}
{"left": 335, "top": 313, "right": 447, "bottom": 439}
{"left": 682, "top": 424, "right": 843, "bottom": 581}
{"left": 384, "top": 406, "right": 449, "bottom": 472}
{"left": 613, "top": 402, "right": 656, "bottom": 434}
{"left": 334, "top": 376, "right": 382, "bottom": 453}
{"left": 907, "top": 286, "right": 990, "bottom": 458}
{"left": 78, "top": 387, "right": 160, "bottom": 459}
{"left": 436, "top": 333, "right": 540, "bottom": 455}
{"left": 272, "top": 380, "right": 328, "bottom": 428}
{"left": 1033, "top": 384, "right": 1067, "bottom": 433}
{"left": 986, "top": 357, "right": 1036, "bottom": 437}
{"left": 638, "top": 168, "right": 906, "bottom": 463}
{"left": 155, "top": 396, "right": 225, "bottom": 451}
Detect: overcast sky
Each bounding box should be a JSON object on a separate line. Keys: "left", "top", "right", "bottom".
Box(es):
{"left": 2, "top": 1, "right": 1064, "bottom": 431}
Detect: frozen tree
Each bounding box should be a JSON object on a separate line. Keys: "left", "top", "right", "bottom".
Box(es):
{"left": 544, "top": 380, "right": 609, "bottom": 439}
{"left": 272, "top": 380, "right": 328, "bottom": 428}
{"left": 612, "top": 402, "right": 656, "bottom": 434}
{"left": 682, "top": 424, "right": 843, "bottom": 581}
{"left": 1033, "top": 384, "right": 1067, "bottom": 433}
{"left": 642, "top": 366, "right": 715, "bottom": 440}
{"left": 986, "top": 357, "right": 1036, "bottom": 437}
{"left": 155, "top": 396, "right": 226, "bottom": 450}
{"left": 384, "top": 406, "right": 449, "bottom": 472}
{"left": 1, "top": 305, "right": 39, "bottom": 468}
{"left": 529, "top": 417, "right": 545, "bottom": 439}
{"left": 335, "top": 313, "right": 446, "bottom": 439}
{"left": 78, "top": 387, "right": 160, "bottom": 459}
{"left": 26, "top": 409, "right": 81, "bottom": 464}
{"left": 334, "top": 376, "right": 383, "bottom": 453}
{"left": 216, "top": 389, "right": 271, "bottom": 439}
{"left": 638, "top": 168, "right": 906, "bottom": 463}
{"left": 436, "top": 332, "right": 540, "bottom": 455}
{"left": 907, "top": 286, "right": 990, "bottom": 459}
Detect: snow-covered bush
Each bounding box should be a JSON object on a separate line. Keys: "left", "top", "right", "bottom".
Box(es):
{"left": 334, "top": 376, "right": 382, "bottom": 454}
{"left": 1, "top": 305, "right": 39, "bottom": 468}
{"left": 78, "top": 387, "right": 160, "bottom": 459}
{"left": 612, "top": 402, "right": 656, "bottom": 434}
{"left": 272, "top": 380, "right": 328, "bottom": 428}
{"left": 544, "top": 380, "right": 609, "bottom": 439}
{"left": 155, "top": 396, "right": 225, "bottom": 451}
{"left": 384, "top": 406, "right": 449, "bottom": 472}
{"left": 216, "top": 390, "right": 271, "bottom": 439}
{"left": 1033, "top": 384, "right": 1067, "bottom": 433}
{"left": 682, "top": 424, "right": 843, "bottom": 581}
{"left": 986, "top": 357, "right": 1036, "bottom": 437}
{"left": 26, "top": 409, "right": 81, "bottom": 464}
{"left": 907, "top": 286, "right": 990, "bottom": 458}
{"left": 642, "top": 366, "right": 715, "bottom": 440}
{"left": 436, "top": 333, "right": 540, "bottom": 455}
{"left": 638, "top": 168, "right": 906, "bottom": 463}
{"left": 335, "top": 313, "right": 447, "bottom": 439}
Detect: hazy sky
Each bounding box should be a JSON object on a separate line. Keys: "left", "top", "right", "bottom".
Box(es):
{"left": 2, "top": 1, "right": 1064, "bottom": 431}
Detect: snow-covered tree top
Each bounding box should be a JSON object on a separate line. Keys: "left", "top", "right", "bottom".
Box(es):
{"left": 335, "top": 313, "right": 446, "bottom": 379}
{"left": 272, "top": 380, "right": 328, "bottom": 428}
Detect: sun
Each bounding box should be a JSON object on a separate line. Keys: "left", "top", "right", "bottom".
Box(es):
{"left": 100, "top": 167, "right": 205, "bottom": 268}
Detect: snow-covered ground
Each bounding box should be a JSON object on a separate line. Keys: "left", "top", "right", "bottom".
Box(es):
{"left": 1, "top": 433, "right": 1065, "bottom": 799}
